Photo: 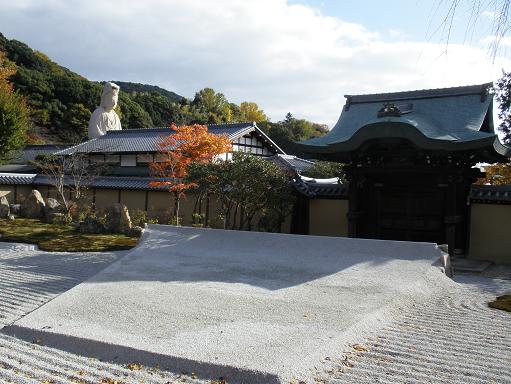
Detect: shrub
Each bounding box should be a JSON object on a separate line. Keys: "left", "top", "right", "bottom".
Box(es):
{"left": 130, "top": 209, "right": 148, "bottom": 227}
{"left": 191, "top": 213, "right": 205, "bottom": 227}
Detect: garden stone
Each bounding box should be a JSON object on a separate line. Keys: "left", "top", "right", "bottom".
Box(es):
{"left": 10, "top": 204, "right": 21, "bottom": 215}
{"left": 44, "top": 198, "right": 64, "bottom": 223}
{"left": 21, "top": 190, "right": 45, "bottom": 219}
{"left": 127, "top": 225, "right": 143, "bottom": 237}
{"left": 0, "top": 196, "right": 9, "bottom": 218}
{"left": 79, "top": 217, "right": 105, "bottom": 234}
{"left": 106, "top": 203, "right": 132, "bottom": 233}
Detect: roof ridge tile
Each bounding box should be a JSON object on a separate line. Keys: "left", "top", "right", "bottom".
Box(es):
{"left": 346, "top": 83, "right": 492, "bottom": 104}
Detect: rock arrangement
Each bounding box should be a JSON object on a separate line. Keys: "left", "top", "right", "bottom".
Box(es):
{"left": 20, "top": 190, "right": 45, "bottom": 219}
{"left": 43, "top": 198, "right": 65, "bottom": 223}
{"left": 0, "top": 196, "right": 9, "bottom": 218}
{"left": 4, "top": 189, "right": 143, "bottom": 237}
{"left": 106, "top": 203, "right": 132, "bottom": 233}
{"left": 79, "top": 216, "right": 106, "bottom": 234}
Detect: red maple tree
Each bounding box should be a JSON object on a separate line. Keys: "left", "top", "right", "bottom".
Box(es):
{"left": 149, "top": 124, "right": 232, "bottom": 225}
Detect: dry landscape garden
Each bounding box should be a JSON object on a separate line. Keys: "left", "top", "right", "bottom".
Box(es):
{"left": 0, "top": 8, "right": 511, "bottom": 384}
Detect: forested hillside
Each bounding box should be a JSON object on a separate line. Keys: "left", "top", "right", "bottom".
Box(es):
{"left": 0, "top": 32, "right": 327, "bottom": 153}
{"left": 112, "top": 81, "right": 184, "bottom": 103}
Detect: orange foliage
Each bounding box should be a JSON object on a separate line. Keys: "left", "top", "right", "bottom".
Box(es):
{"left": 476, "top": 162, "right": 511, "bottom": 185}
{"left": 0, "top": 52, "right": 16, "bottom": 92}
{"left": 149, "top": 124, "right": 232, "bottom": 195}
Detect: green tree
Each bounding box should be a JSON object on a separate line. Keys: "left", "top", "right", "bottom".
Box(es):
{"left": 239, "top": 101, "right": 268, "bottom": 122}
{"left": 494, "top": 72, "right": 511, "bottom": 144}
{"left": 188, "top": 152, "right": 295, "bottom": 232}
{"left": 259, "top": 113, "right": 328, "bottom": 156}
{"left": 0, "top": 52, "right": 30, "bottom": 164}
{"left": 61, "top": 103, "right": 91, "bottom": 143}
{"left": 301, "top": 160, "right": 346, "bottom": 181}
{"left": 191, "top": 88, "right": 233, "bottom": 124}
{"left": 118, "top": 93, "right": 153, "bottom": 128}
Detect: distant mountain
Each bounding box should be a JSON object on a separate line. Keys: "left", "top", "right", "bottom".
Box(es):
{"left": 0, "top": 32, "right": 327, "bottom": 151}
{"left": 112, "top": 81, "right": 184, "bottom": 103}
{"left": 0, "top": 32, "right": 186, "bottom": 143}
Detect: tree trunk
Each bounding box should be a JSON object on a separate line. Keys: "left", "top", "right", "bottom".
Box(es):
{"left": 174, "top": 191, "right": 180, "bottom": 226}
{"left": 231, "top": 203, "right": 240, "bottom": 230}
{"left": 205, "top": 194, "right": 210, "bottom": 227}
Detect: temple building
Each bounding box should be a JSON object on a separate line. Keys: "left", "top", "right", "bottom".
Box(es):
{"left": 0, "top": 122, "right": 291, "bottom": 226}
{"left": 296, "top": 83, "right": 511, "bottom": 257}
{"left": 1, "top": 85, "right": 510, "bottom": 263}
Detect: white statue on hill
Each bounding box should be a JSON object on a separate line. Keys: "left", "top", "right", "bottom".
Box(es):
{"left": 88, "top": 82, "right": 122, "bottom": 139}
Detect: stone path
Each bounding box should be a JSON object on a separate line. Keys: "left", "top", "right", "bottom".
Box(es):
{"left": 0, "top": 241, "right": 510, "bottom": 384}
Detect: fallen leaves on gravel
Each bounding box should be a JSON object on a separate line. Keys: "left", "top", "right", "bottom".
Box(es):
{"left": 126, "top": 362, "right": 144, "bottom": 371}
{"left": 100, "top": 378, "right": 126, "bottom": 384}
{"left": 351, "top": 344, "right": 369, "bottom": 352}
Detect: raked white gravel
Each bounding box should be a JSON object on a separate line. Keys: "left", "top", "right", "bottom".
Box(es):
{"left": 0, "top": 240, "right": 509, "bottom": 384}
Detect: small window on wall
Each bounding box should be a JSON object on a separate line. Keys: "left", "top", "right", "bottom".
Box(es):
{"left": 154, "top": 154, "right": 168, "bottom": 162}
{"left": 90, "top": 155, "right": 105, "bottom": 163}
{"left": 105, "top": 154, "right": 120, "bottom": 163}
{"left": 137, "top": 154, "right": 153, "bottom": 163}
{"left": 121, "top": 155, "right": 137, "bottom": 167}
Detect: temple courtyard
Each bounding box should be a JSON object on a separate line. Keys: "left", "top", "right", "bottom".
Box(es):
{"left": 0, "top": 227, "right": 510, "bottom": 383}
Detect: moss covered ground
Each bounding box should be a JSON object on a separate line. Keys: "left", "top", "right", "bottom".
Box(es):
{"left": 488, "top": 294, "right": 511, "bottom": 312}
{"left": 0, "top": 218, "right": 138, "bottom": 252}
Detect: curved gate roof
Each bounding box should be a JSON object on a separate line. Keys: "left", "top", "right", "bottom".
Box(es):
{"left": 297, "top": 83, "right": 510, "bottom": 162}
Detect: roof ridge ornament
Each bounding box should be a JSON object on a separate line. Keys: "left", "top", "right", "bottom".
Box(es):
{"left": 377, "top": 103, "right": 402, "bottom": 118}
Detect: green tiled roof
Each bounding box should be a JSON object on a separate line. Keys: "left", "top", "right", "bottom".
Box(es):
{"left": 297, "top": 83, "right": 510, "bottom": 161}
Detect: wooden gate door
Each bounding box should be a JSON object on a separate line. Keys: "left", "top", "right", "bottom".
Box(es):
{"left": 374, "top": 185, "right": 446, "bottom": 243}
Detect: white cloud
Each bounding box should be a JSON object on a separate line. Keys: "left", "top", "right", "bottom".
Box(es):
{"left": 480, "top": 34, "right": 511, "bottom": 47}
{"left": 481, "top": 10, "right": 496, "bottom": 18}
{"left": 0, "top": 0, "right": 509, "bottom": 127}
{"left": 388, "top": 29, "right": 405, "bottom": 40}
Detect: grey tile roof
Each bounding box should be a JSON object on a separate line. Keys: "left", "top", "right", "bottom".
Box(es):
{"left": 0, "top": 173, "right": 37, "bottom": 185}
{"left": 32, "top": 175, "right": 168, "bottom": 191}
{"left": 89, "top": 176, "right": 167, "bottom": 191}
{"left": 0, "top": 164, "right": 36, "bottom": 173}
{"left": 470, "top": 184, "right": 511, "bottom": 203}
{"left": 297, "top": 83, "right": 510, "bottom": 161}
{"left": 293, "top": 177, "right": 348, "bottom": 198}
{"left": 0, "top": 173, "right": 166, "bottom": 191}
{"left": 270, "top": 155, "right": 315, "bottom": 173}
{"left": 2, "top": 171, "right": 511, "bottom": 202}
{"left": 56, "top": 122, "right": 284, "bottom": 156}
{"left": 9, "top": 145, "right": 71, "bottom": 164}
{"left": 345, "top": 83, "right": 492, "bottom": 104}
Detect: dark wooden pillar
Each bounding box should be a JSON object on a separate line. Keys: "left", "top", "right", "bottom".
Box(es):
{"left": 346, "top": 166, "right": 363, "bottom": 238}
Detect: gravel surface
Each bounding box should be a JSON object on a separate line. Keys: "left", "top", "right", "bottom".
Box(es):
{"left": 0, "top": 242, "right": 207, "bottom": 384}
{"left": 8, "top": 225, "right": 450, "bottom": 383}
{"left": 320, "top": 266, "right": 511, "bottom": 384}
{"left": 0, "top": 241, "right": 510, "bottom": 384}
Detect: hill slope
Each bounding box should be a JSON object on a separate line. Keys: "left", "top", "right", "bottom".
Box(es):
{"left": 0, "top": 32, "right": 328, "bottom": 153}
{"left": 0, "top": 33, "right": 185, "bottom": 143}
{"left": 112, "top": 81, "right": 184, "bottom": 103}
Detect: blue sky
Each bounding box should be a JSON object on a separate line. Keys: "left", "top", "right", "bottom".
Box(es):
{"left": 290, "top": 0, "right": 496, "bottom": 44}
{"left": 0, "top": 0, "right": 508, "bottom": 126}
